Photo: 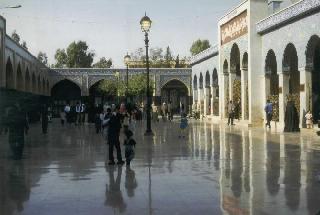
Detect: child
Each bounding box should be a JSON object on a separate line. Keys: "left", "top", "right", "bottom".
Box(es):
{"left": 305, "top": 111, "right": 313, "bottom": 129}
{"left": 179, "top": 113, "right": 188, "bottom": 138}
{"left": 124, "top": 129, "right": 136, "bottom": 166}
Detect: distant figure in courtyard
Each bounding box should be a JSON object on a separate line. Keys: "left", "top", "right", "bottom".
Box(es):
{"left": 227, "top": 100, "right": 235, "bottom": 126}
{"left": 41, "top": 104, "right": 49, "bottom": 134}
{"left": 168, "top": 101, "right": 173, "bottom": 121}
{"left": 179, "top": 113, "right": 188, "bottom": 138}
{"left": 107, "top": 106, "right": 124, "bottom": 165}
{"left": 161, "top": 102, "right": 168, "bottom": 122}
{"left": 75, "top": 102, "right": 81, "bottom": 125}
{"left": 7, "top": 103, "right": 29, "bottom": 160}
{"left": 124, "top": 129, "right": 136, "bottom": 166}
{"left": 60, "top": 108, "right": 66, "bottom": 125}
{"left": 305, "top": 111, "right": 313, "bottom": 129}
{"left": 64, "top": 103, "right": 71, "bottom": 124}
{"left": 264, "top": 99, "right": 273, "bottom": 129}
{"left": 152, "top": 102, "right": 159, "bottom": 122}
{"left": 80, "top": 103, "right": 86, "bottom": 124}
{"left": 95, "top": 111, "right": 102, "bottom": 134}
{"left": 284, "top": 100, "right": 300, "bottom": 132}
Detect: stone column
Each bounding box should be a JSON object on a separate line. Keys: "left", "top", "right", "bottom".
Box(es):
{"left": 299, "top": 65, "right": 312, "bottom": 128}
{"left": 229, "top": 72, "right": 236, "bottom": 101}
{"left": 241, "top": 67, "right": 248, "bottom": 120}
{"left": 278, "top": 71, "right": 290, "bottom": 127}
{"left": 193, "top": 89, "right": 198, "bottom": 112}
{"left": 204, "top": 87, "right": 210, "bottom": 115}
{"left": 211, "top": 86, "right": 216, "bottom": 116}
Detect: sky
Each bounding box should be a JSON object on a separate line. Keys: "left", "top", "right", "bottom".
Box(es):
{"left": 0, "top": 0, "right": 240, "bottom": 67}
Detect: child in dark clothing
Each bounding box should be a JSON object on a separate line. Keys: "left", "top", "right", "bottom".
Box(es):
{"left": 123, "top": 129, "right": 136, "bottom": 166}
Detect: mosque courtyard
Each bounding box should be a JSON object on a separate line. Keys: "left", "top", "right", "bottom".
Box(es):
{"left": 0, "top": 120, "right": 320, "bottom": 215}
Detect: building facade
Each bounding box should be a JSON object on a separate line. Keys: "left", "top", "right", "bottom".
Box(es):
{"left": 191, "top": 0, "right": 320, "bottom": 129}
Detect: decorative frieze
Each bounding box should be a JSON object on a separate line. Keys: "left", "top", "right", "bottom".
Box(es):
{"left": 257, "top": 0, "right": 320, "bottom": 34}
{"left": 190, "top": 45, "right": 219, "bottom": 66}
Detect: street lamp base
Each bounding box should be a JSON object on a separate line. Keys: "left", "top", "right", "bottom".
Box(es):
{"left": 144, "top": 130, "right": 154, "bottom": 136}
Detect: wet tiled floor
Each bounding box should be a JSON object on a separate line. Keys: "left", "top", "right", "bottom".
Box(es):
{"left": 0, "top": 120, "right": 320, "bottom": 215}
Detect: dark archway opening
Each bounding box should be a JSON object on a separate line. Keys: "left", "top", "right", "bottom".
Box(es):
{"left": 161, "top": 79, "right": 189, "bottom": 114}
{"left": 51, "top": 79, "right": 81, "bottom": 117}
{"left": 306, "top": 35, "right": 320, "bottom": 122}
{"left": 265, "top": 50, "right": 279, "bottom": 121}
{"left": 212, "top": 68, "right": 219, "bottom": 116}
{"left": 6, "top": 58, "right": 14, "bottom": 89}
{"left": 230, "top": 43, "right": 241, "bottom": 119}
{"left": 283, "top": 43, "right": 300, "bottom": 114}
{"left": 16, "top": 64, "right": 23, "bottom": 91}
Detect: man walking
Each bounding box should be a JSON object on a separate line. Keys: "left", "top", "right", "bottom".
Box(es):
{"left": 41, "top": 104, "right": 49, "bottom": 134}
{"left": 227, "top": 100, "right": 235, "bottom": 126}
{"left": 264, "top": 99, "right": 273, "bottom": 129}
{"left": 107, "top": 107, "right": 124, "bottom": 165}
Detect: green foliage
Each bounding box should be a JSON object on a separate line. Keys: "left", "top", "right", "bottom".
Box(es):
{"left": 94, "top": 74, "right": 154, "bottom": 98}
{"left": 92, "top": 57, "right": 113, "bottom": 68}
{"left": 54, "top": 49, "right": 68, "bottom": 68}
{"left": 54, "top": 41, "right": 95, "bottom": 68}
{"left": 21, "top": 41, "right": 28, "bottom": 50}
{"left": 11, "top": 30, "right": 20, "bottom": 43}
{"left": 95, "top": 79, "right": 118, "bottom": 96}
{"left": 190, "top": 39, "right": 211, "bottom": 56}
{"left": 37, "top": 52, "right": 48, "bottom": 65}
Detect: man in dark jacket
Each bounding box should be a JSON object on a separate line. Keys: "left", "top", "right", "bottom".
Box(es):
{"left": 107, "top": 107, "right": 124, "bottom": 165}
{"left": 41, "top": 104, "right": 49, "bottom": 134}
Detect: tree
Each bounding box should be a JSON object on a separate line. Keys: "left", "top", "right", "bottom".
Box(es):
{"left": 54, "top": 41, "right": 95, "bottom": 68}
{"left": 190, "top": 39, "right": 211, "bottom": 56}
{"left": 37, "top": 52, "right": 48, "bottom": 65}
{"left": 54, "top": 49, "right": 68, "bottom": 68}
{"left": 21, "top": 41, "right": 28, "bottom": 50}
{"left": 150, "top": 47, "right": 163, "bottom": 61}
{"left": 66, "top": 41, "right": 95, "bottom": 68}
{"left": 175, "top": 55, "right": 180, "bottom": 68}
{"left": 92, "top": 57, "right": 113, "bottom": 68}
{"left": 165, "top": 46, "right": 173, "bottom": 66}
{"left": 11, "top": 30, "right": 20, "bottom": 43}
{"left": 95, "top": 79, "right": 118, "bottom": 97}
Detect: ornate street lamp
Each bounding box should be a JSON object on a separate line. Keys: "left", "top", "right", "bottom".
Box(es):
{"left": 124, "top": 53, "right": 131, "bottom": 103}
{"left": 140, "top": 13, "right": 153, "bottom": 135}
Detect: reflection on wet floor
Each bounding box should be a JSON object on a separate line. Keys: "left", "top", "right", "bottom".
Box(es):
{"left": 0, "top": 120, "right": 320, "bottom": 214}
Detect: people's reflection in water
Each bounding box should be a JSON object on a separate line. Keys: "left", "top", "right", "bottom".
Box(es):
{"left": 125, "top": 166, "right": 137, "bottom": 198}
{"left": 105, "top": 166, "right": 126, "bottom": 213}
{"left": 230, "top": 134, "right": 242, "bottom": 198}
{"left": 8, "top": 161, "right": 30, "bottom": 213}
{"left": 306, "top": 149, "right": 320, "bottom": 214}
{"left": 266, "top": 141, "right": 280, "bottom": 196}
{"left": 284, "top": 144, "right": 301, "bottom": 211}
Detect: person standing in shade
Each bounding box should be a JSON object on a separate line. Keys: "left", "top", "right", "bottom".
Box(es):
{"left": 64, "top": 103, "right": 71, "bottom": 124}
{"left": 75, "top": 102, "right": 81, "bottom": 125}
{"left": 227, "top": 100, "right": 235, "bottom": 126}
{"left": 264, "top": 99, "right": 273, "bottom": 129}
{"left": 284, "top": 100, "right": 300, "bottom": 132}
{"left": 7, "top": 103, "right": 29, "bottom": 160}
{"left": 168, "top": 101, "right": 173, "bottom": 121}
{"left": 80, "top": 103, "right": 86, "bottom": 125}
{"left": 41, "top": 104, "right": 49, "bottom": 134}
{"left": 107, "top": 106, "right": 124, "bottom": 165}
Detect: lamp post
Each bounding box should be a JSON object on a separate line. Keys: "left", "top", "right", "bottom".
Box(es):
{"left": 140, "top": 13, "right": 153, "bottom": 136}
{"left": 115, "top": 71, "right": 120, "bottom": 104}
{"left": 124, "top": 53, "right": 131, "bottom": 103}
